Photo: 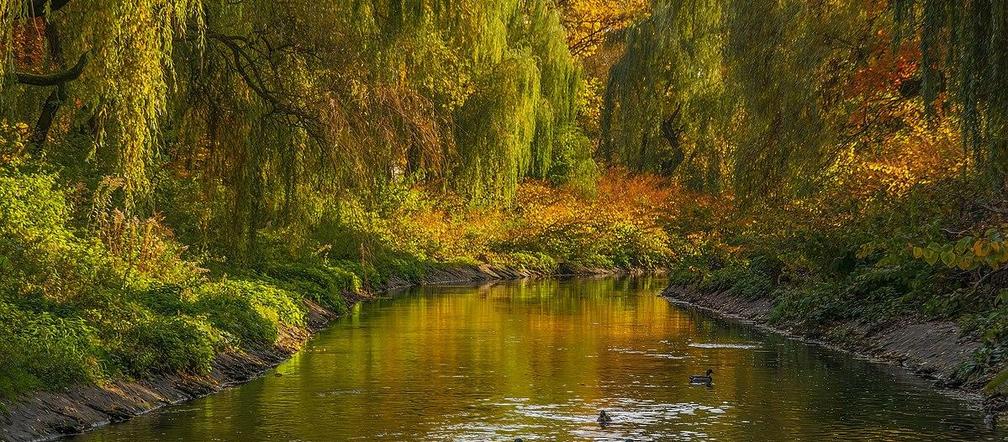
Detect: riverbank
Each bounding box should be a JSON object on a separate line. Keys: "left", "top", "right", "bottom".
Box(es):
{"left": 660, "top": 284, "right": 1002, "bottom": 417}
{"left": 0, "top": 264, "right": 622, "bottom": 442}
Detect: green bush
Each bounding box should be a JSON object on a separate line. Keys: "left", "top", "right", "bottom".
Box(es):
{"left": 0, "top": 300, "right": 102, "bottom": 397}
{"left": 113, "top": 312, "right": 219, "bottom": 376}
{"left": 0, "top": 171, "right": 115, "bottom": 301}
{"left": 606, "top": 223, "right": 673, "bottom": 270}
{"left": 191, "top": 280, "right": 306, "bottom": 348}
{"left": 261, "top": 262, "right": 360, "bottom": 313}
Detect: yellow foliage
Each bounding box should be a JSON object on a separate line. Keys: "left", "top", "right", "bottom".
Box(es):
{"left": 376, "top": 169, "right": 690, "bottom": 268}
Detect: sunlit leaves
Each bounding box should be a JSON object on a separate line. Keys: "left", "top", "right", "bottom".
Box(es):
{"left": 893, "top": 0, "right": 1008, "bottom": 189}
{"left": 913, "top": 229, "right": 1008, "bottom": 271}
{"left": 559, "top": 0, "right": 649, "bottom": 58}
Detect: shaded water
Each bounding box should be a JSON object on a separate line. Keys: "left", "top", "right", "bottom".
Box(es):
{"left": 76, "top": 278, "right": 999, "bottom": 441}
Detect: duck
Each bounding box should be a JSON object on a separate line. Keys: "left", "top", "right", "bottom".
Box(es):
{"left": 597, "top": 410, "right": 613, "bottom": 426}
{"left": 689, "top": 369, "right": 714, "bottom": 385}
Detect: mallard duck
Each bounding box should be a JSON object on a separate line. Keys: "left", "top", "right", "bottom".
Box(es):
{"left": 689, "top": 369, "right": 714, "bottom": 384}
{"left": 597, "top": 410, "right": 613, "bottom": 426}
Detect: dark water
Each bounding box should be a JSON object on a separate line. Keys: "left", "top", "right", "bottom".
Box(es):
{"left": 75, "top": 278, "right": 1000, "bottom": 441}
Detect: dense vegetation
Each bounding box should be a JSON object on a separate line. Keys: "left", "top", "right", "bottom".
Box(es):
{"left": 1, "top": 0, "right": 1007, "bottom": 403}
{"left": 603, "top": 0, "right": 1008, "bottom": 389}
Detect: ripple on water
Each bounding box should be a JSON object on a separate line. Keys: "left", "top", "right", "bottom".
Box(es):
{"left": 463, "top": 395, "right": 731, "bottom": 440}
{"left": 687, "top": 342, "right": 761, "bottom": 349}
{"left": 315, "top": 389, "right": 363, "bottom": 398}
{"left": 609, "top": 346, "right": 688, "bottom": 360}
{"left": 567, "top": 400, "right": 726, "bottom": 441}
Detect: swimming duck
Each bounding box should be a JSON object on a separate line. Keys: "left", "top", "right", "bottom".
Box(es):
{"left": 689, "top": 369, "right": 714, "bottom": 385}
{"left": 597, "top": 410, "right": 613, "bottom": 426}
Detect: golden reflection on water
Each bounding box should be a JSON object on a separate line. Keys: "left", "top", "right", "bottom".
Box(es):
{"left": 77, "top": 277, "right": 999, "bottom": 441}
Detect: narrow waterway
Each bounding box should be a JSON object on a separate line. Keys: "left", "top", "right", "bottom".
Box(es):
{"left": 75, "top": 277, "right": 999, "bottom": 441}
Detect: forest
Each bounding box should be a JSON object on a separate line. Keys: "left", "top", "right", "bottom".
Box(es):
{"left": 1, "top": 0, "right": 1008, "bottom": 429}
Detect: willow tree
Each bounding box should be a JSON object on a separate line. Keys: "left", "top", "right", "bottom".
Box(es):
{"left": 601, "top": 0, "right": 725, "bottom": 189}
{"left": 893, "top": 0, "right": 1008, "bottom": 189}
{"left": 1, "top": 0, "right": 203, "bottom": 201}
{"left": 163, "top": 0, "right": 592, "bottom": 256}
{"left": 362, "top": 0, "right": 592, "bottom": 202}
{"left": 164, "top": 0, "right": 460, "bottom": 257}
{"left": 454, "top": 53, "right": 540, "bottom": 203}
{"left": 602, "top": 0, "right": 882, "bottom": 199}
{"left": 509, "top": 0, "right": 585, "bottom": 180}
{"left": 3, "top": 0, "right": 591, "bottom": 257}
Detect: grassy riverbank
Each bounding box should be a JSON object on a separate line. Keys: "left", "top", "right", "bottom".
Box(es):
{"left": 660, "top": 170, "right": 1008, "bottom": 392}
{"left": 0, "top": 161, "right": 674, "bottom": 402}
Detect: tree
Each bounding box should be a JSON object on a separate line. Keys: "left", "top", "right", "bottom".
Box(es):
{"left": 1, "top": 0, "right": 203, "bottom": 199}
{"left": 893, "top": 0, "right": 1008, "bottom": 190}
{"left": 602, "top": 0, "right": 887, "bottom": 200}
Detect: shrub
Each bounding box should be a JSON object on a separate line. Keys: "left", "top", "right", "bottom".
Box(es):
{"left": 0, "top": 171, "right": 115, "bottom": 301}
{"left": 191, "top": 280, "right": 306, "bottom": 348}
{"left": 261, "top": 262, "right": 360, "bottom": 313}
{"left": 0, "top": 300, "right": 102, "bottom": 398}
{"left": 112, "top": 311, "right": 219, "bottom": 376}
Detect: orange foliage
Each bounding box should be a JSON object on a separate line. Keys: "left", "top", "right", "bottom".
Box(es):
{"left": 559, "top": 0, "right": 649, "bottom": 58}
{"left": 382, "top": 169, "right": 701, "bottom": 267}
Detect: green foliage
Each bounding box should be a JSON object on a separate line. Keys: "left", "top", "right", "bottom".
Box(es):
{"left": 191, "top": 280, "right": 306, "bottom": 348}
{"left": 0, "top": 300, "right": 102, "bottom": 398}
{"left": 260, "top": 262, "right": 360, "bottom": 314}
{"left": 0, "top": 0, "right": 204, "bottom": 199}
{"left": 603, "top": 0, "right": 882, "bottom": 199}
{"left": 306, "top": 199, "right": 432, "bottom": 283}
{"left": 97, "top": 303, "right": 220, "bottom": 376}
{"left": 913, "top": 228, "right": 1008, "bottom": 271}
{"left": 455, "top": 53, "right": 541, "bottom": 202}
{"left": 550, "top": 125, "right": 599, "bottom": 195}
{"left": 0, "top": 170, "right": 115, "bottom": 301}
{"left": 893, "top": 0, "right": 1008, "bottom": 187}
{"left": 699, "top": 256, "right": 778, "bottom": 301}
{"left": 496, "top": 219, "right": 673, "bottom": 271}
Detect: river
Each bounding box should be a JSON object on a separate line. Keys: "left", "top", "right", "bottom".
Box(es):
{"left": 74, "top": 277, "right": 999, "bottom": 441}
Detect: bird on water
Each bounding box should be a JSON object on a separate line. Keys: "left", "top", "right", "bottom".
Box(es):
{"left": 690, "top": 368, "right": 714, "bottom": 385}
{"left": 597, "top": 410, "right": 613, "bottom": 427}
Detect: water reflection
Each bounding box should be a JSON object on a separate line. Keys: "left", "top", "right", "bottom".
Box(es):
{"left": 75, "top": 277, "right": 999, "bottom": 441}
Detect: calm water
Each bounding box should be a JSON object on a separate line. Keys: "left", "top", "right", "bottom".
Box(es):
{"left": 76, "top": 278, "right": 999, "bottom": 441}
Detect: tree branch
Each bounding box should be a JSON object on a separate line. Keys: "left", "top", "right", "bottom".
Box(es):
{"left": 15, "top": 52, "right": 88, "bottom": 86}
{"left": 26, "top": 0, "right": 73, "bottom": 17}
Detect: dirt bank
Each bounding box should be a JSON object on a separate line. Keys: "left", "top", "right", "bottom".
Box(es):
{"left": 661, "top": 284, "right": 999, "bottom": 412}
{"left": 0, "top": 264, "right": 617, "bottom": 442}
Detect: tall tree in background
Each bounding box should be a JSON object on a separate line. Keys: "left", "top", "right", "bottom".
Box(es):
{"left": 893, "top": 0, "right": 1008, "bottom": 190}
{"left": 601, "top": 0, "right": 896, "bottom": 199}
{"left": 603, "top": 0, "right": 1008, "bottom": 198}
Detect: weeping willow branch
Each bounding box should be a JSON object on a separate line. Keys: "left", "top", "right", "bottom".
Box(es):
{"left": 207, "top": 31, "right": 325, "bottom": 143}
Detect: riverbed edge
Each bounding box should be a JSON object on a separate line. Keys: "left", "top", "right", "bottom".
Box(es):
{"left": 0, "top": 263, "right": 628, "bottom": 442}
{"left": 660, "top": 283, "right": 1006, "bottom": 418}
